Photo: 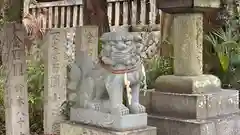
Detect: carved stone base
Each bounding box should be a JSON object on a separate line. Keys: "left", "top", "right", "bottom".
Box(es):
{"left": 60, "top": 121, "right": 156, "bottom": 135}
{"left": 70, "top": 108, "right": 148, "bottom": 131}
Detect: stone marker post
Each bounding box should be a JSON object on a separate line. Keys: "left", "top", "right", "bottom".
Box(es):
{"left": 75, "top": 26, "right": 99, "bottom": 61}
{"left": 65, "top": 26, "right": 99, "bottom": 108}
{"left": 147, "top": 1, "right": 240, "bottom": 135}
{"left": 43, "top": 29, "right": 68, "bottom": 135}
{"left": 2, "top": 23, "right": 30, "bottom": 135}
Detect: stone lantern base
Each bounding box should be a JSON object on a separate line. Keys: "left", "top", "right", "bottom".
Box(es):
{"left": 147, "top": 89, "right": 240, "bottom": 135}
{"left": 149, "top": 75, "right": 240, "bottom": 135}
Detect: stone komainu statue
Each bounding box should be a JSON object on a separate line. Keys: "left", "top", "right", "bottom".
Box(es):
{"left": 67, "top": 31, "right": 147, "bottom": 116}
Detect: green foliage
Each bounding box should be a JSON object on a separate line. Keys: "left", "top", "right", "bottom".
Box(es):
{"left": 143, "top": 56, "right": 173, "bottom": 89}
{"left": 205, "top": 27, "right": 240, "bottom": 72}
{"left": 98, "top": 40, "right": 103, "bottom": 55}
{"left": 204, "top": 3, "right": 240, "bottom": 88}
{"left": 0, "top": 66, "right": 5, "bottom": 135}
{"left": 27, "top": 60, "right": 44, "bottom": 134}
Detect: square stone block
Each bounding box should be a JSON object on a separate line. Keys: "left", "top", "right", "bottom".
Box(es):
{"left": 148, "top": 113, "right": 240, "bottom": 135}
{"left": 151, "top": 90, "right": 239, "bottom": 119}
{"left": 155, "top": 75, "right": 221, "bottom": 94}
{"left": 60, "top": 121, "right": 157, "bottom": 135}
{"left": 157, "top": 0, "right": 221, "bottom": 13}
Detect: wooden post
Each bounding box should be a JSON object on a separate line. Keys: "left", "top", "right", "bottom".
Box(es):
{"left": 83, "top": 0, "right": 110, "bottom": 35}
{"left": 2, "top": 23, "right": 30, "bottom": 135}
{"left": 43, "top": 29, "right": 68, "bottom": 135}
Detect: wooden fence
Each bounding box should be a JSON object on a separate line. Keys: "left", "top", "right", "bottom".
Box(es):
{"left": 29, "top": 0, "right": 161, "bottom": 29}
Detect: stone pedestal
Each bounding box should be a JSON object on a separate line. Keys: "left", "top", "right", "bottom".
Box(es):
{"left": 151, "top": 90, "right": 239, "bottom": 119}
{"left": 149, "top": 90, "right": 240, "bottom": 135}
{"left": 149, "top": 0, "right": 240, "bottom": 135}
{"left": 70, "top": 108, "right": 148, "bottom": 131}
{"left": 60, "top": 122, "right": 157, "bottom": 135}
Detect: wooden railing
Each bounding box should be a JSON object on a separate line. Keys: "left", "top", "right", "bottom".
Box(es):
{"left": 29, "top": 0, "right": 161, "bottom": 29}
{"left": 29, "top": 0, "right": 83, "bottom": 28}
{"left": 107, "top": 0, "right": 159, "bottom": 26}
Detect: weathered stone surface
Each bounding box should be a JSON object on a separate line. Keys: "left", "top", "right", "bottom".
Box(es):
{"left": 60, "top": 121, "right": 157, "bottom": 135}
{"left": 155, "top": 75, "right": 221, "bottom": 94}
{"left": 2, "top": 23, "right": 30, "bottom": 135}
{"left": 173, "top": 13, "right": 203, "bottom": 76}
{"left": 151, "top": 90, "right": 239, "bottom": 119}
{"left": 148, "top": 113, "right": 240, "bottom": 135}
{"left": 43, "top": 29, "right": 68, "bottom": 134}
{"left": 157, "top": 0, "right": 221, "bottom": 13}
{"left": 70, "top": 108, "right": 148, "bottom": 131}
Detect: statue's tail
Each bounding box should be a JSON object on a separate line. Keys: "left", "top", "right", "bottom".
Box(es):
{"left": 141, "top": 63, "right": 147, "bottom": 90}
{"left": 67, "top": 63, "right": 81, "bottom": 90}
{"left": 140, "top": 63, "right": 155, "bottom": 95}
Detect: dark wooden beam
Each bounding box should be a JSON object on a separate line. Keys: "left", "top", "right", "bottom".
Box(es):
{"left": 156, "top": 0, "right": 221, "bottom": 13}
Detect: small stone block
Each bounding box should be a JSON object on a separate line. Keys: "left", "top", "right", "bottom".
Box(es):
{"left": 157, "top": 0, "right": 221, "bottom": 13}
{"left": 60, "top": 121, "right": 157, "bottom": 135}
{"left": 148, "top": 113, "right": 240, "bottom": 135}
{"left": 155, "top": 75, "right": 221, "bottom": 94}
{"left": 151, "top": 90, "right": 239, "bottom": 119}
{"left": 70, "top": 108, "right": 148, "bottom": 131}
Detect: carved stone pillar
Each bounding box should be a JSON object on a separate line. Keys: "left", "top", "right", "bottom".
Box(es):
{"left": 2, "top": 23, "right": 30, "bottom": 135}
{"left": 43, "top": 29, "right": 68, "bottom": 134}
{"left": 147, "top": 1, "right": 240, "bottom": 135}
{"left": 173, "top": 13, "right": 203, "bottom": 76}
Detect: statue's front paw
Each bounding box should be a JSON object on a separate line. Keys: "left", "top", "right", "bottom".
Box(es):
{"left": 111, "top": 104, "right": 129, "bottom": 116}
{"left": 86, "top": 102, "right": 101, "bottom": 111}
{"left": 129, "top": 103, "right": 146, "bottom": 114}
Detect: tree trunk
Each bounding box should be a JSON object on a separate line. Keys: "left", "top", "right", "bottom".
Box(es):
{"left": 83, "top": 0, "right": 110, "bottom": 36}
{"left": 1, "top": 0, "right": 30, "bottom": 135}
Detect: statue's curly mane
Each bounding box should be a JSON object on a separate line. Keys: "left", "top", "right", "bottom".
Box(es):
{"left": 99, "top": 31, "right": 142, "bottom": 73}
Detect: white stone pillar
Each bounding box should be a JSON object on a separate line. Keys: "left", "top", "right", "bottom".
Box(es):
{"left": 43, "top": 29, "right": 68, "bottom": 134}
{"left": 173, "top": 13, "right": 203, "bottom": 76}
{"left": 2, "top": 23, "right": 30, "bottom": 135}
